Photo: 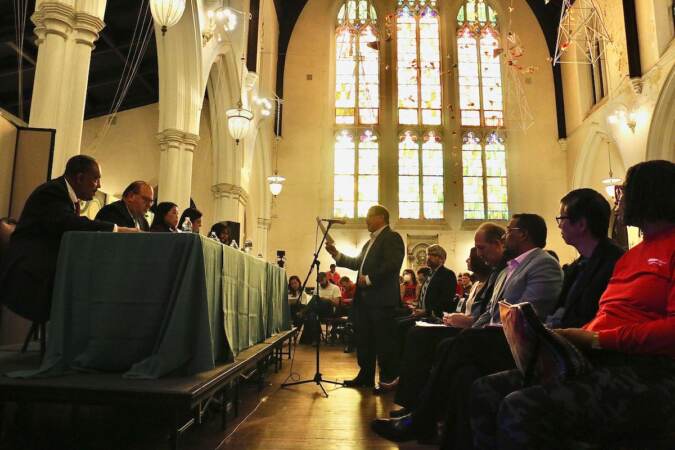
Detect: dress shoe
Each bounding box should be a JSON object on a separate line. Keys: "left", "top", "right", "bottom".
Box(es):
{"left": 389, "top": 407, "right": 409, "bottom": 418}
{"left": 379, "top": 377, "right": 399, "bottom": 389}
{"left": 372, "top": 383, "right": 396, "bottom": 395}
{"left": 370, "top": 415, "right": 416, "bottom": 442}
{"left": 343, "top": 377, "right": 374, "bottom": 388}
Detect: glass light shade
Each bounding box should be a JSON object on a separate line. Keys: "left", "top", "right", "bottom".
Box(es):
{"left": 602, "top": 177, "right": 622, "bottom": 198}
{"left": 226, "top": 107, "right": 253, "bottom": 143}
{"left": 150, "top": 0, "right": 186, "bottom": 34}
{"left": 268, "top": 174, "right": 286, "bottom": 196}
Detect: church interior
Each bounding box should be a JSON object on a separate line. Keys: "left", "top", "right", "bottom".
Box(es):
{"left": 0, "top": 0, "right": 673, "bottom": 448}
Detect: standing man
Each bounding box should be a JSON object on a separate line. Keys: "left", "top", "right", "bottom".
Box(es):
{"left": 325, "top": 205, "right": 405, "bottom": 389}
{"left": 95, "top": 181, "right": 153, "bottom": 231}
{"left": 0, "top": 155, "right": 138, "bottom": 322}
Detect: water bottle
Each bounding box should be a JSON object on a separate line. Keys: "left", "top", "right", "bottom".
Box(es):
{"left": 181, "top": 217, "right": 192, "bottom": 233}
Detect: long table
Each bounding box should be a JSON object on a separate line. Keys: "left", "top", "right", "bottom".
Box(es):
{"left": 14, "top": 232, "right": 289, "bottom": 379}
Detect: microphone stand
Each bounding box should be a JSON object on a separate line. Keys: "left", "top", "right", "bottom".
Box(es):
{"left": 282, "top": 221, "right": 344, "bottom": 397}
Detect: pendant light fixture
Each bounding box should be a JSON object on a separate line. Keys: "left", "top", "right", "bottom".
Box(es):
{"left": 226, "top": 56, "right": 254, "bottom": 145}
{"left": 601, "top": 139, "right": 622, "bottom": 199}
{"left": 149, "top": 0, "right": 186, "bottom": 35}
{"left": 267, "top": 97, "right": 285, "bottom": 196}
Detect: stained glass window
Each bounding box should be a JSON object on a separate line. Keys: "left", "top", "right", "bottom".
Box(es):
{"left": 398, "top": 131, "right": 444, "bottom": 219}
{"left": 335, "top": 1, "right": 379, "bottom": 125}
{"left": 457, "top": 1, "right": 508, "bottom": 220}
{"left": 334, "top": 130, "right": 379, "bottom": 218}
{"left": 396, "top": 0, "right": 441, "bottom": 126}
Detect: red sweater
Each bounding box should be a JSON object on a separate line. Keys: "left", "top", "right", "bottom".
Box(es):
{"left": 584, "top": 227, "right": 675, "bottom": 358}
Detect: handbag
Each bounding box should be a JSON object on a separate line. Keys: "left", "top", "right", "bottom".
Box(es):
{"left": 499, "top": 301, "right": 592, "bottom": 386}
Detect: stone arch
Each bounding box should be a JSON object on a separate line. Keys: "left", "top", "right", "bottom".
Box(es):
{"left": 646, "top": 65, "right": 675, "bottom": 162}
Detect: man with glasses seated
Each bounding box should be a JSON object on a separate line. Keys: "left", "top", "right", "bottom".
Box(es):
{"left": 95, "top": 181, "right": 153, "bottom": 231}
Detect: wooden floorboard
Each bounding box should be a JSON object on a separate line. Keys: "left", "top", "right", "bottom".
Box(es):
{"left": 0, "top": 342, "right": 432, "bottom": 449}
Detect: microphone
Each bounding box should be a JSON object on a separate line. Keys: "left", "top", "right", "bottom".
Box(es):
{"left": 321, "top": 218, "right": 346, "bottom": 225}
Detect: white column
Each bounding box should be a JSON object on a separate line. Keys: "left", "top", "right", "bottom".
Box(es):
{"left": 29, "top": 1, "right": 106, "bottom": 177}
{"left": 256, "top": 217, "right": 271, "bottom": 259}
{"left": 157, "top": 129, "right": 199, "bottom": 212}
{"left": 211, "top": 182, "right": 248, "bottom": 223}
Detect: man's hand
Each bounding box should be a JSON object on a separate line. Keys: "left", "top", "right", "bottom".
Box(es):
{"left": 555, "top": 328, "right": 597, "bottom": 350}
{"left": 325, "top": 242, "right": 338, "bottom": 258}
{"left": 357, "top": 275, "right": 369, "bottom": 287}
{"left": 442, "top": 313, "right": 474, "bottom": 328}
{"left": 118, "top": 226, "right": 141, "bottom": 233}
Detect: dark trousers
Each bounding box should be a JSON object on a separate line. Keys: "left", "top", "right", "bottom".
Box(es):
{"left": 395, "top": 325, "right": 462, "bottom": 409}
{"left": 353, "top": 303, "right": 397, "bottom": 382}
{"left": 471, "top": 351, "right": 675, "bottom": 450}
{"left": 408, "top": 327, "right": 514, "bottom": 448}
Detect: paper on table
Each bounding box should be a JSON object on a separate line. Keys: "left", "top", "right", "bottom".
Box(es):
{"left": 316, "top": 216, "right": 335, "bottom": 244}
{"left": 415, "top": 321, "right": 448, "bottom": 328}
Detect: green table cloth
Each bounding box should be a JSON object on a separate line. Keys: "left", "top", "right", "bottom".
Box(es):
{"left": 15, "top": 232, "right": 289, "bottom": 379}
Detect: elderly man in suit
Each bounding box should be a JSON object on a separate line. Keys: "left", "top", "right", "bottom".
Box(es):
{"left": 95, "top": 181, "right": 153, "bottom": 231}
{"left": 0, "top": 155, "right": 138, "bottom": 323}
{"left": 325, "top": 205, "right": 405, "bottom": 390}
{"left": 372, "top": 213, "right": 563, "bottom": 443}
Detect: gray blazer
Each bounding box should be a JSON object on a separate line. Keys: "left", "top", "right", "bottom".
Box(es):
{"left": 475, "top": 247, "right": 563, "bottom": 327}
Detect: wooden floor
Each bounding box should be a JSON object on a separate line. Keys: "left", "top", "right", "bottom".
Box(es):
{"left": 0, "top": 343, "right": 432, "bottom": 450}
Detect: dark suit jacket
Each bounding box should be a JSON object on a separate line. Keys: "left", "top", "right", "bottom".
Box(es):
{"left": 95, "top": 199, "right": 149, "bottom": 231}
{"left": 336, "top": 226, "right": 405, "bottom": 308}
{"left": 421, "top": 265, "right": 457, "bottom": 317}
{"left": 0, "top": 177, "right": 114, "bottom": 322}
{"left": 559, "top": 238, "right": 624, "bottom": 327}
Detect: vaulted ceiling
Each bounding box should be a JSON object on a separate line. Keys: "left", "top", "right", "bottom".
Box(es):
{"left": 1, "top": 0, "right": 565, "bottom": 131}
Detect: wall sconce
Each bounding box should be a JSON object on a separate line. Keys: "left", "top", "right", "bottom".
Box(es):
{"left": 606, "top": 104, "right": 637, "bottom": 133}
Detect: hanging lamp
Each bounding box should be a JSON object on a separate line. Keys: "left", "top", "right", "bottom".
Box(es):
{"left": 267, "top": 97, "right": 286, "bottom": 196}
{"left": 226, "top": 57, "right": 253, "bottom": 145}
{"left": 149, "top": 0, "right": 186, "bottom": 35}
{"left": 601, "top": 139, "right": 622, "bottom": 199}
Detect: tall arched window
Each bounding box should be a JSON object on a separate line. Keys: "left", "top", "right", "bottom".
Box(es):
{"left": 396, "top": 0, "right": 443, "bottom": 219}
{"left": 457, "top": 0, "right": 509, "bottom": 220}
{"left": 334, "top": 1, "right": 379, "bottom": 218}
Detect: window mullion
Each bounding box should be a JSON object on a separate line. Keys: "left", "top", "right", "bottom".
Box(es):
{"left": 481, "top": 135, "right": 489, "bottom": 219}
{"left": 354, "top": 138, "right": 360, "bottom": 218}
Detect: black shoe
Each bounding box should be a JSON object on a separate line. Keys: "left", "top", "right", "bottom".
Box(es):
{"left": 389, "top": 407, "right": 409, "bottom": 418}
{"left": 371, "top": 415, "right": 416, "bottom": 442}
{"left": 343, "top": 377, "right": 374, "bottom": 388}
{"left": 372, "top": 384, "right": 396, "bottom": 395}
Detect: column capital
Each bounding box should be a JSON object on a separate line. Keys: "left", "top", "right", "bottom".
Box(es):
{"left": 157, "top": 128, "right": 200, "bottom": 152}
{"left": 257, "top": 218, "right": 272, "bottom": 230}
{"left": 32, "top": 2, "right": 75, "bottom": 42}
{"left": 212, "top": 183, "right": 249, "bottom": 207}
{"left": 73, "top": 12, "right": 106, "bottom": 48}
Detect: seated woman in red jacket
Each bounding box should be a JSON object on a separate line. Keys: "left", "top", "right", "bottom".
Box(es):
{"left": 471, "top": 159, "right": 675, "bottom": 450}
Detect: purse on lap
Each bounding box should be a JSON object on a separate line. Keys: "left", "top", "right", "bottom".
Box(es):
{"left": 499, "top": 301, "right": 592, "bottom": 386}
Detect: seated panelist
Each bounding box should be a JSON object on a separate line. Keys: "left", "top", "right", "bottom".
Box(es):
{"left": 150, "top": 202, "right": 179, "bottom": 233}
{"left": 95, "top": 180, "right": 153, "bottom": 231}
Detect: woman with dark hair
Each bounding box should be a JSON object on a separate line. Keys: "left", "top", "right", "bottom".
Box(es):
{"left": 209, "top": 222, "right": 231, "bottom": 245}
{"left": 288, "top": 275, "right": 308, "bottom": 333}
{"left": 178, "top": 207, "right": 203, "bottom": 234}
{"left": 471, "top": 160, "right": 675, "bottom": 450}
{"left": 150, "top": 202, "right": 179, "bottom": 232}
{"left": 400, "top": 269, "right": 418, "bottom": 308}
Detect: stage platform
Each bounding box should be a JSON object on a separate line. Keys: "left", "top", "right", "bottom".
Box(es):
{"left": 0, "top": 328, "right": 296, "bottom": 450}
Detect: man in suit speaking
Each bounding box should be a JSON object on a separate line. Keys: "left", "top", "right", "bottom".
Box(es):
{"left": 0, "top": 155, "right": 138, "bottom": 323}
{"left": 95, "top": 181, "right": 153, "bottom": 231}
{"left": 325, "top": 205, "right": 404, "bottom": 389}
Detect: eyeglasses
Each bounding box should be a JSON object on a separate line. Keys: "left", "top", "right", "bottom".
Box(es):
{"left": 505, "top": 227, "right": 521, "bottom": 234}
{"left": 555, "top": 216, "right": 569, "bottom": 225}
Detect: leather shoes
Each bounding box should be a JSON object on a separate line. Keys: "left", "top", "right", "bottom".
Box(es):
{"left": 389, "top": 407, "right": 409, "bottom": 418}
{"left": 379, "top": 376, "right": 399, "bottom": 389}
{"left": 343, "top": 377, "right": 374, "bottom": 388}
{"left": 370, "top": 415, "right": 416, "bottom": 442}
{"left": 372, "top": 383, "right": 396, "bottom": 395}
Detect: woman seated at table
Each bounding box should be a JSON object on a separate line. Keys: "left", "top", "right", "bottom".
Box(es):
{"left": 178, "top": 207, "right": 202, "bottom": 233}
{"left": 150, "top": 202, "right": 179, "bottom": 232}
{"left": 471, "top": 159, "right": 675, "bottom": 450}
{"left": 209, "top": 222, "right": 231, "bottom": 245}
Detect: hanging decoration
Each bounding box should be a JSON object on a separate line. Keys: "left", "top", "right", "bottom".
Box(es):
{"left": 552, "top": 0, "right": 612, "bottom": 65}
{"left": 601, "top": 139, "right": 622, "bottom": 199}
{"left": 267, "top": 98, "right": 285, "bottom": 196}
{"left": 226, "top": 57, "right": 253, "bottom": 145}
{"left": 149, "top": 0, "right": 186, "bottom": 35}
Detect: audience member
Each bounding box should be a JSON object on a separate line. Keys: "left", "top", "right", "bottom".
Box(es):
{"left": 288, "top": 275, "right": 308, "bottom": 333}
{"left": 150, "top": 202, "right": 179, "bottom": 232}
{"left": 178, "top": 207, "right": 203, "bottom": 234}
{"left": 459, "top": 272, "right": 473, "bottom": 299}
{"left": 399, "top": 269, "right": 418, "bottom": 308}
{"left": 454, "top": 248, "right": 492, "bottom": 320}
{"left": 373, "top": 213, "right": 563, "bottom": 443}
{"left": 339, "top": 276, "right": 356, "bottom": 304}
{"left": 209, "top": 222, "right": 231, "bottom": 245}
{"left": 328, "top": 263, "right": 341, "bottom": 285}
{"left": 325, "top": 205, "right": 405, "bottom": 389}
{"left": 95, "top": 180, "right": 153, "bottom": 230}
{"left": 0, "top": 155, "right": 138, "bottom": 322}
{"left": 472, "top": 160, "right": 675, "bottom": 450}
{"left": 317, "top": 271, "right": 342, "bottom": 307}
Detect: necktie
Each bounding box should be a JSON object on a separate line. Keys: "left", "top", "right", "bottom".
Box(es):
{"left": 74, "top": 201, "right": 81, "bottom": 215}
